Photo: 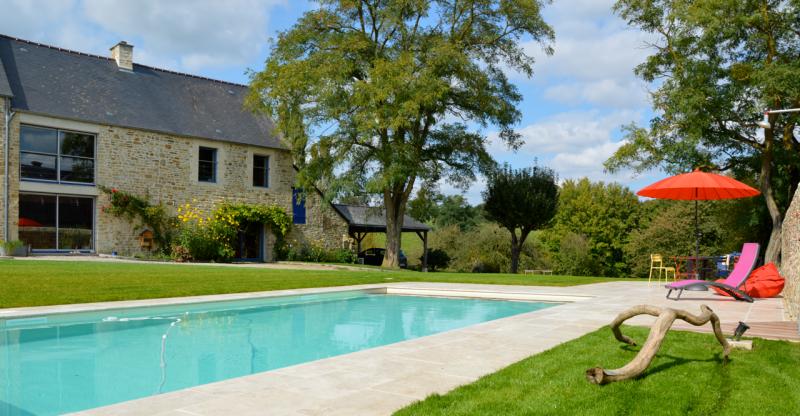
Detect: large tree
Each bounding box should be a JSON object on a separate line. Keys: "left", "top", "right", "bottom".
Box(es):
{"left": 605, "top": 0, "right": 800, "bottom": 265}
{"left": 483, "top": 165, "right": 558, "bottom": 273}
{"left": 248, "top": 0, "right": 553, "bottom": 267}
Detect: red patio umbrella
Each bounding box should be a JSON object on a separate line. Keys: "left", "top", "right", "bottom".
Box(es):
{"left": 637, "top": 169, "right": 760, "bottom": 274}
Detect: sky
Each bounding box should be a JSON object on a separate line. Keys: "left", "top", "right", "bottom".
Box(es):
{"left": 0, "top": 0, "right": 665, "bottom": 203}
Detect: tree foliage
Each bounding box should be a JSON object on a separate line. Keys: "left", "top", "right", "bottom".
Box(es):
{"left": 545, "top": 178, "right": 641, "bottom": 277}
{"left": 248, "top": 0, "right": 554, "bottom": 267}
{"left": 606, "top": 0, "right": 800, "bottom": 264}
{"left": 407, "top": 183, "right": 443, "bottom": 223}
{"left": 483, "top": 164, "right": 558, "bottom": 273}
{"left": 625, "top": 200, "right": 751, "bottom": 278}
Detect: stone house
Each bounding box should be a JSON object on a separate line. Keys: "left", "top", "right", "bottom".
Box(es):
{"left": 0, "top": 35, "right": 351, "bottom": 261}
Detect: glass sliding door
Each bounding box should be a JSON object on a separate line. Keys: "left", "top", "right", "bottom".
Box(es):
{"left": 18, "top": 193, "right": 94, "bottom": 251}
{"left": 18, "top": 194, "right": 57, "bottom": 249}
{"left": 58, "top": 196, "right": 94, "bottom": 250}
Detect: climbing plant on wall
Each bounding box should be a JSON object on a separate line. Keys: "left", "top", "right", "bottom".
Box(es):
{"left": 99, "top": 186, "right": 177, "bottom": 252}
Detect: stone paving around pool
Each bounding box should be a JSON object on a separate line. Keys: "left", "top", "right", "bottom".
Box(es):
{"left": 2, "top": 281, "right": 788, "bottom": 416}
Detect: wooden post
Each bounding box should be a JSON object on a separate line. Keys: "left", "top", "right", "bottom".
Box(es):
{"left": 350, "top": 231, "right": 366, "bottom": 254}
{"left": 417, "top": 231, "right": 428, "bottom": 272}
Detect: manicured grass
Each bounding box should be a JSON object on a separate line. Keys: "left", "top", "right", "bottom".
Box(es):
{"left": 362, "top": 232, "right": 425, "bottom": 266}
{"left": 0, "top": 260, "right": 638, "bottom": 308}
{"left": 395, "top": 326, "right": 800, "bottom": 416}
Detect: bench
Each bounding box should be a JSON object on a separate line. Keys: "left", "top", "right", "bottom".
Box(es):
{"left": 524, "top": 269, "right": 553, "bottom": 275}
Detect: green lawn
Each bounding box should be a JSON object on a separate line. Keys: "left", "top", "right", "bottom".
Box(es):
{"left": 0, "top": 260, "right": 638, "bottom": 308}
{"left": 395, "top": 326, "right": 800, "bottom": 416}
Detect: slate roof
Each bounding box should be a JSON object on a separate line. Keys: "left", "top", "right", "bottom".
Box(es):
{"left": 332, "top": 204, "right": 430, "bottom": 232}
{"left": 0, "top": 53, "right": 11, "bottom": 97}
{"left": 0, "top": 34, "right": 283, "bottom": 149}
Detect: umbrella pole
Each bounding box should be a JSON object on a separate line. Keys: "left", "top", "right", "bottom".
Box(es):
{"left": 694, "top": 199, "right": 700, "bottom": 278}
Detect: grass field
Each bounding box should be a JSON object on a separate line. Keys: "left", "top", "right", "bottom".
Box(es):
{"left": 361, "top": 232, "right": 425, "bottom": 266}
{"left": 395, "top": 326, "right": 800, "bottom": 415}
{"left": 0, "top": 259, "right": 638, "bottom": 308}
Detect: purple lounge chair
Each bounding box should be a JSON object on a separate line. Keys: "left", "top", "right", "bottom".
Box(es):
{"left": 665, "top": 243, "right": 759, "bottom": 303}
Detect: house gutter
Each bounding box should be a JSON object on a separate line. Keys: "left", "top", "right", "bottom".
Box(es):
{"left": 3, "top": 97, "right": 13, "bottom": 242}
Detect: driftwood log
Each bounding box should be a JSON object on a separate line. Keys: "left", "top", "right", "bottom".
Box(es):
{"left": 585, "top": 304, "right": 731, "bottom": 385}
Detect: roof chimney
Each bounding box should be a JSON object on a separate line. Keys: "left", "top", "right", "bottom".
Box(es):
{"left": 110, "top": 41, "right": 133, "bottom": 71}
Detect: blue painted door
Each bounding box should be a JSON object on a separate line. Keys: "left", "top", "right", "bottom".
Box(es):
{"left": 292, "top": 188, "right": 306, "bottom": 224}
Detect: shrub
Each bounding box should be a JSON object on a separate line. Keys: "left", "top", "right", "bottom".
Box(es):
{"left": 430, "top": 223, "right": 551, "bottom": 273}
{"left": 0, "top": 240, "right": 25, "bottom": 256}
{"left": 279, "top": 241, "right": 357, "bottom": 263}
{"left": 554, "top": 232, "right": 596, "bottom": 276}
{"left": 99, "top": 186, "right": 177, "bottom": 253}
{"left": 421, "top": 248, "right": 450, "bottom": 271}
{"left": 174, "top": 201, "right": 292, "bottom": 262}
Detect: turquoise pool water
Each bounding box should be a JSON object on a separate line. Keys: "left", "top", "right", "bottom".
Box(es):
{"left": 0, "top": 291, "right": 554, "bottom": 415}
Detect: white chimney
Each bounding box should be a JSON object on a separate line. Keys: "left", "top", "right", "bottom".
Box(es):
{"left": 110, "top": 41, "right": 134, "bottom": 71}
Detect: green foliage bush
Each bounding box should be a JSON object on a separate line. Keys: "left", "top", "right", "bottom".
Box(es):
{"left": 542, "top": 178, "right": 641, "bottom": 277}
{"left": 553, "top": 232, "right": 596, "bottom": 276}
{"left": 278, "top": 241, "right": 357, "bottom": 264}
{"left": 100, "top": 186, "right": 177, "bottom": 252}
{"left": 174, "top": 202, "right": 292, "bottom": 262}
{"left": 431, "top": 224, "right": 551, "bottom": 273}
{"left": 421, "top": 248, "right": 451, "bottom": 272}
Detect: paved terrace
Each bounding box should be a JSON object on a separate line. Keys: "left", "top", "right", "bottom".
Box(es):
{"left": 1, "top": 281, "right": 792, "bottom": 416}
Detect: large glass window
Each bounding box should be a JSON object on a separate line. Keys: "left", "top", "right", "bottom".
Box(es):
{"left": 253, "top": 154, "right": 269, "bottom": 188}
{"left": 19, "top": 193, "right": 94, "bottom": 251}
{"left": 20, "top": 125, "right": 95, "bottom": 184}
{"left": 198, "top": 147, "right": 217, "bottom": 182}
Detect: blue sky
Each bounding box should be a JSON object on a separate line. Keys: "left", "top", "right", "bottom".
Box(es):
{"left": 1, "top": 0, "right": 664, "bottom": 203}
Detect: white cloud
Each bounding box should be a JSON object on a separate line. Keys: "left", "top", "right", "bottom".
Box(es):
{"left": 0, "top": 0, "right": 287, "bottom": 74}
{"left": 513, "top": 1, "right": 655, "bottom": 110}
{"left": 82, "top": 0, "right": 283, "bottom": 71}
{"left": 544, "top": 79, "right": 649, "bottom": 108}
{"left": 551, "top": 140, "right": 625, "bottom": 180}
{"left": 490, "top": 110, "right": 640, "bottom": 155}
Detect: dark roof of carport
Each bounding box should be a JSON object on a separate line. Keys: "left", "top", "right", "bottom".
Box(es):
{"left": 332, "top": 204, "right": 430, "bottom": 233}
{"left": 0, "top": 34, "right": 283, "bottom": 149}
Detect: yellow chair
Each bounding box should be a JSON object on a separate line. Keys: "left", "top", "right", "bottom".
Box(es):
{"left": 649, "top": 254, "right": 676, "bottom": 285}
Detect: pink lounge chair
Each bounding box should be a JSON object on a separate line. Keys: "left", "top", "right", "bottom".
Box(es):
{"left": 665, "top": 243, "right": 759, "bottom": 302}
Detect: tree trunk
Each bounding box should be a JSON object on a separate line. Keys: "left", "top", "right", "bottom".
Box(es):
{"left": 510, "top": 232, "right": 520, "bottom": 274}
{"left": 382, "top": 190, "right": 408, "bottom": 269}
{"left": 585, "top": 304, "right": 730, "bottom": 385}
{"left": 762, "top": 126, "right": 783, "bottom": 266}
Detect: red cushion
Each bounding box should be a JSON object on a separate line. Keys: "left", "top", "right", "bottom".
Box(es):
{"left": 743, "top": 263, "right": 785, "bottom": 298}
{"left": 712, "top": 263, "right": 785, "bottom": 298}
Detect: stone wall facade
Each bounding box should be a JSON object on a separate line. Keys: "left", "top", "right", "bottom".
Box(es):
{"left": 781, "top": 185, "right": 800, "bottom": 319}
{"left": 0, "top": 98, "right": 6, "bottom": 242}
{"left": 4, "top": 112, "right": 349, "bottom": 259}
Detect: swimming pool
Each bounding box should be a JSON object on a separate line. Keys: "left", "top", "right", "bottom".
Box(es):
{"left": 0, "top": 290, "right": 554, "bottom": 415}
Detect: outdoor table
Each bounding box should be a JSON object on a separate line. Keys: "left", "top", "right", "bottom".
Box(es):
{"left": 673, "top": 256, "right": 718, "bottom": 281}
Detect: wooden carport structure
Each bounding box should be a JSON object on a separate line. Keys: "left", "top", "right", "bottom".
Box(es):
{"left": 332, "top": 204, "right": 432, "bottom": 271}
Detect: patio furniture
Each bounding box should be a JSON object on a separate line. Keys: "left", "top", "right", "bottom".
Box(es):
{"left": 648, "top": 254, "right": 676, "bottom": 285}
{"left": 665, "top": 243, "right": 760, "bottom": 302}
{"left": 673, "top": 255, "right": 718, "bottom": 280}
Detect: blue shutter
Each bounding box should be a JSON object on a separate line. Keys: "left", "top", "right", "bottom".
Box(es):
{"left": 292, "top": 188, "right": 306, "bottom": 224}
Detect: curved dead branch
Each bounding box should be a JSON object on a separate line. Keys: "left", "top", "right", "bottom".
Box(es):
{"left": 586, "top": 304, "right": 731, "bottom": 385}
